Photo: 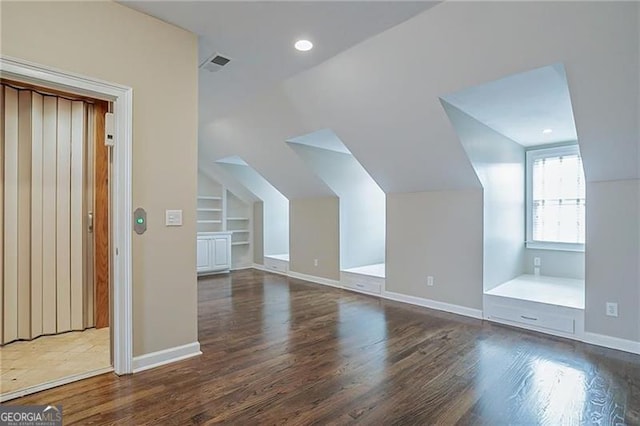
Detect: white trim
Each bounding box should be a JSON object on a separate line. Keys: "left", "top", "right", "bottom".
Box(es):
{"left": 383, "top": 290, "right": 484, "bottom": 319}
{"left": 252, "top": 263, "right": 268, "bottom": 272}
{"left": 287, "top": 270, "right": 341, "bottom": 288}
{"left": 525, "top": 143, "right": 585, "bottom": 251}
{"left": 582, "top": 332, "right": 640, "bottom": 355}
{"left": 251, "top": 267, "right": 640, "bottom": 355}
{"left": 1, "top": 56, "right": 133, "bottom": 375}
{"left": 132, "top": 342, "right": 202, "bottom": 373}
{"left": 485, "top": 316, "right": 581, "bottom": 341}
{"left": 525, "top": 241, "right": 585, "bottom": 252}
{"left": 257, "top": 266, "right": 482, "bottom": 320}
{"left": 0, "top": 367, "right": 113, "bottom": 403}
{"left": 252, "top": 262, "right": 288, "bottom": 276}
{"left": 231, "top": 264, "right": 254, "bottom": 271}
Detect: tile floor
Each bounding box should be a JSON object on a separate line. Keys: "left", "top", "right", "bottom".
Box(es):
{"left": 0, "top": 327, "right": 110, "bottom": 395}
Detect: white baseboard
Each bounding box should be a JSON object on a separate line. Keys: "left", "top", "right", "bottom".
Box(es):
{"left": 252, "top": 263, "right": 266, "bottom": 271}
{"left": 383, "top": 290, "right": 483, "bottom": 320}
{"left": 287, "top": 270, "right": 341, "bottom": 288}
{"left": 582, "top": 332, "right": 640, "bottom": 355}
{"left": 0, "top": 366, "right": 113, "bottom": 402}
{"left": 248, "top": 267, "right": 640, "bottom": 355}
{"left": 253, "top": 266, "right": 481, "bottom": 320}
{"left": 231, "top": 264, "right": 254, "bottom": 271}
{"left": 252, "top": 263, "right": 288, "bottom": 276}
{"left": 133, "top": 341, "right": 201, "bottom": 373}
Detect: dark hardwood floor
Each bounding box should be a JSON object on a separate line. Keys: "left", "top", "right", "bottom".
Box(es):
{"left": 5, "top": 269, "right": 640, "bottom": 424}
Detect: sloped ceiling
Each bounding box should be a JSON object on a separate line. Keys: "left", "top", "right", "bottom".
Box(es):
{"left": 288, "top": 129, "right": 352, "bottom": 155}
{"left": 199, "top": 87, "right": 335, "bottom": 199}
{"left": 216, "top": 157, "right": 288, "bottom": 205}
{"left": 121, "top": 1, "right": 436, "bottom": 121}
{"left": 200, "top": 1, "right": 638, "bottom": 195}
{"left": 440, "top": 64, "right": 577, "bottom": 147}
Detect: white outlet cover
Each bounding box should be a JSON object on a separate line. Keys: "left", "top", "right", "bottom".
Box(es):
{"left": 606, "top": 302, "right": 618, "bottom": 317}
{"left": 534, "top": 257, "right": 541, "bottom": 266}
{"left": 165, "top": 209, "right": 183, "bottom": 226}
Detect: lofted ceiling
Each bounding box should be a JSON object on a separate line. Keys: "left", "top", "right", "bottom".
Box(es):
{"left": 120, "top": 1, "right": 437, "bottom": 122}
{"left": 441, "top": 64, "right": 578, "bottom": 147}
{"left": 123, "top": 1, "right": 638, "bottom": 198}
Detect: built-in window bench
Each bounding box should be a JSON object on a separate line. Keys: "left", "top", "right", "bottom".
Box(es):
{"left": 483, "top": 274, "right": 585, "bottom": 338}
{"left": 341, "top": 263, "right": 385, "bottom": 295}
{"left": 264, "top": 254, "right": 289, "bottom": 274}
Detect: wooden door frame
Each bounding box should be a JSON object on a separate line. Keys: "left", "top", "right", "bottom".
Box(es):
{"left": 0, "top": 56, "right": 133, "bottom": 375}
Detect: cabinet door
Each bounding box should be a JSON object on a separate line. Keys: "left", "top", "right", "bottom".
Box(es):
{"left": 211, "top": 237, "right": 230, "bottom": 270}
{"left": 196, "top": 238, "right": 212, "bottom": 272}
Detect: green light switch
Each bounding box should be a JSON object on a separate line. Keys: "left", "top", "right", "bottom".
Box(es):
{"left": 136, "top": 218, "right": 144, "bottom": 224}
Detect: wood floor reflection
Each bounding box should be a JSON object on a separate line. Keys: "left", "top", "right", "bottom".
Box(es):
{"left": 6, "top": 269, "right": 640, "bottom": 424}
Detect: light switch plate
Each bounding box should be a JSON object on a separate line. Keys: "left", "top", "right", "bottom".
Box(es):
{"left": 165, "top": 209, "right": 183, "bottom": 226}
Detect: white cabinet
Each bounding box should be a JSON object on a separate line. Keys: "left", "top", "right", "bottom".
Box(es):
{"left": 197, "top": 232, "right": 232, "bottom": 275}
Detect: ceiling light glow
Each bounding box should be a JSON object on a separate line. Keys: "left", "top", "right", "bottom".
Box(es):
{"left": 294, "top": 40, "right": 313, "bottom": 52}
{"left": 542, "top": 128, "right": 553, "bottom": 135}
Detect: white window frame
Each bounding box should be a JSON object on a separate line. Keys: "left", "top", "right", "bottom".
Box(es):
{"left": 525, "top": 143, "right": 585, "bottom": 252}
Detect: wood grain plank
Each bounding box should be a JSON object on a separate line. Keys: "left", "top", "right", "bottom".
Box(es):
{"left": 4, "top": 270, "right": 640, "bottom": 425}
{"left": 94, "top": 101, "right": 109, "bottom": 329}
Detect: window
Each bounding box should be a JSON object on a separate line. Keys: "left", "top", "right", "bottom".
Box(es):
{"left": 526, "top": 144, "right": 585, "bottom": 251}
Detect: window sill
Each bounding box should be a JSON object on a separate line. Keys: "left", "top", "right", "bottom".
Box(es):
{"left": 525, "top": 241, "right": 585, "bottom": 252}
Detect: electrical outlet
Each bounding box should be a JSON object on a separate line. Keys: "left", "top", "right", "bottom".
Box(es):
{"left": 534, "top": 257, "right": 541, "bottom": 267}
{"left": 606, "top": 302, "right": 618, "bottom": 317}
{"left": 314, "top": 259, "right": 318, "bottom": 267}
{"left": 427, "top": 276, "right": 434, "bottom": 286}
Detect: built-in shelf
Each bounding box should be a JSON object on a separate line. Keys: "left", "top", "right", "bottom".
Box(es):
{"left": 198, "top": 208, "right": 222, "bottom": 212}
{"left": 198, "top": 220, "right": 222, "bottom": 224}
{"left": 231, "top": 229, "right": 250, "bottom": 233}
{"left": 198, "top": 195, "right": 222, "bottom": 200}
{"left": 231, "top": 241, "right": 250, "bottom": 246}
{"left": 227, "top": 217, "right": 249, "bottom": 221}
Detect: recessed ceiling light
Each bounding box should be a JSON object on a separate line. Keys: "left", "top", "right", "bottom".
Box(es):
{"left": 294, "top": 40, "right": 313, "bottom": 52}
{"left": 542, "top": 128, "right": 553, "bottom": 135}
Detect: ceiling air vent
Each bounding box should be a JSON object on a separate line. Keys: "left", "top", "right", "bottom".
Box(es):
{"left": 200, "top": 53, "right": 231, "bottom": 73}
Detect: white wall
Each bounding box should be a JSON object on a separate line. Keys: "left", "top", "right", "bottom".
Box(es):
{"left": 387, "top": 190, "right": 483, "bottom": 310}
{"left": 441, "top": 102, "right": 524, "bottom": 292}
{"left": 217, "top": 163, "right": 289, "bottom": 256}
{"left": 523, "top": 250, "right": 584, "bottom": 280}
{"left": 289, "top": 197, "right": 340, "bottom": 280}
{"left": 2, "top": 1, "right": 200, "bottom": 356}
{"left": 586, "top": 179, "right": 640, "bottom": 341}
{"left": 287, "top": 143, "right": 385, "bottom": 269}
{"left": 199, "top": 165, "right": 259, "bottom": 206}
{"left": 200, "top": 2, "right": 639, "bottom": 343}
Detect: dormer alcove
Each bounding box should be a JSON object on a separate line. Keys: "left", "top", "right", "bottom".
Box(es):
{"left": 287, "top": 129, "right": 386, "bottom": 294}
{"left": 216, "top": 156, "right": 290, "bottom": 273}
{"left": 441, "top": 63, "right": 586, "bottom": 337}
